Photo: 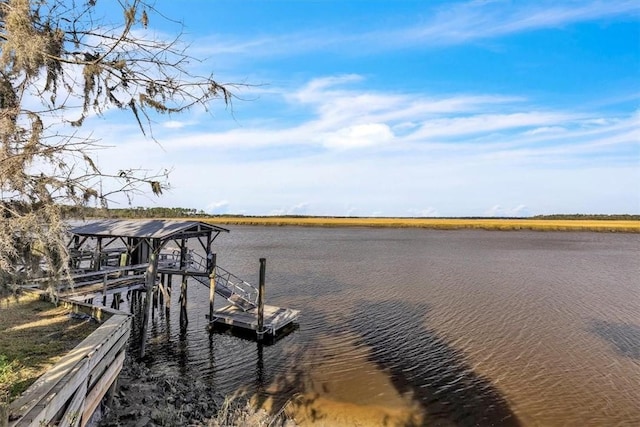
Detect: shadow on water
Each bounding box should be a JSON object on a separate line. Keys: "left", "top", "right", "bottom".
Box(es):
{"left": 254, "top": 302, "right": 520, "bottom": 427}
{"left": 209, "top": 322, "right": 300, "bottom": 346}
{"left": 251, "top": 306, "right": 332, "bottom": 422}
{"left": 589, "top": 319, "right": 640, "bottom": 360}
{"left": 348, "top": 300, "right": 521, "bottom": 427}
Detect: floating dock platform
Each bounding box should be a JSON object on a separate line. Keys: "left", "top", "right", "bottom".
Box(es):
{"left": 210, "top": 304, "right": 300, "bottom": 336}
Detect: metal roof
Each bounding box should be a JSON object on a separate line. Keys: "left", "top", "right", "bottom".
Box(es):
{"left": 69, "top": 219, "right": 229, "bottom": 240}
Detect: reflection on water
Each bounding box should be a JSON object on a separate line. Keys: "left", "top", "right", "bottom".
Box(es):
{"left": 125, "top": 227, "right": 639, "bottom": 426}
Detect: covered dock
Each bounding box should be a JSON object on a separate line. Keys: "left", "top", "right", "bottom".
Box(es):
{"left": 65, "top": 219, "right": 300, "bottom": 343}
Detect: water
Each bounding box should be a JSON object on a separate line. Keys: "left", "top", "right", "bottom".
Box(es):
{"left": 134, "top": 227, "right": 640, "bottom": 426}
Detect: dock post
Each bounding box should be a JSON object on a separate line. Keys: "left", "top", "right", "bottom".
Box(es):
{"left": 159, "top": 274, "right": 165, "bottom": 305}
{"left": 180, "top": 275, "right": 188, "bottom": 330}
{"left": 140, "top": 251, "right": 158, "bottom": 359}
{"left": 257, "top": 258, "right": 266, "bottom": 341}
{"left": 102, "top": 273, "right": 108, "bottom": 306}
{"left": 152, "top": 285, "right": 157, "bottom": 317}
{"left": 158, "top": 282, "right": 165, "bottom": 307}
{"left": 166, "top": 274, "right": 172, "bottom": 314}
{"left": 208, "top": 253, "right": 217, "bottom": 323}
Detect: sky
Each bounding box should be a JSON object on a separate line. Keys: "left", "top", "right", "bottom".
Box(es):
{"left": 91, "top": 0, "right": 639, "bottom": 217}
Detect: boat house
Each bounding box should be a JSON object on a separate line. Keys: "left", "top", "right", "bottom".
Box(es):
{"left": 65, "top": 219, "right": 299, "bottom": 340}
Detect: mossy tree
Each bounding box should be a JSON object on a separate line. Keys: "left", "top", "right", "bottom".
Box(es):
{"left": 0, "top": 0, "right": 234, "bottom": 294}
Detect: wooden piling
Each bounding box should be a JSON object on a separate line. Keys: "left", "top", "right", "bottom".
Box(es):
{"left": 158, "top": 274, "right": 164, "bottom": 306}
{"left": 180, "top": 275, "right": 188, "bottom": 329}
{"left": 102, "top": 273, "right": 108, "bottom": 306}
{"left": 208, "top": 253, "right": 217, "bottom": 322}
{"left": 110, "top": 293, "right": 121, "bottom": 310}
{"left": 152, "top": 292, "right": 156, "bottom": 318}
{"left": 140, "top": 251, "right": 157, "bottom": 359}
{"left": 257, "top": 258, "right": 266, "bottom": 340}
{"left": 166, "top": 274, "right": 172, "bottom": 314}
{"left": 104, "top": 377, "right": 118, "bottom": 409}
{"left": 158, "top": 283, "right": 164, "bottom": 306}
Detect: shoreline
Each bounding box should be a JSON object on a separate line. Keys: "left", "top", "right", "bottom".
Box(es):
{"left": 194, "top": 217, "right": 640, "bottom": 233}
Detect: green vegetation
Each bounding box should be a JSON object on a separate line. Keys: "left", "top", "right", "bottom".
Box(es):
{"left": 0, "top": 292, "right": 98, "bottom": 400}
{"left": 62, "top": 205, "right": 208, "bottom": 219}
{"left": 0, "top": 355, "right": 18, "bottom": 396}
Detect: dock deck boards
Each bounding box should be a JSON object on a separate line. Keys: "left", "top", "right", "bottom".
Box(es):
{"left": 210, "top": 304, "right": 300, "bottom": 335}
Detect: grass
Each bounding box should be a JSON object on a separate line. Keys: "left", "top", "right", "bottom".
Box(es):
{"left": 208, "top": 395, "right": 293, "bottom": 427}
{"left": 194, "top": 216, "right": 640, "bottom": 233}
{"left": 0, "top": 291, "right": 99, "bottom": 401}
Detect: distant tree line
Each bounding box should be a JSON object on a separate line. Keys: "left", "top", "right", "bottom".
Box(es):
{"left": 62, "top": 208, "right": 640, "bottom": 221}
{"left": 62, "top": 206, "right": 208, "bottom": 219}
{"left": 531, "top": 214, "right": 640, "bottom": 221}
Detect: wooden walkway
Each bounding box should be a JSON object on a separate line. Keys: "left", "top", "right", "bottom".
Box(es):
{"left": 6, "top": 294, "right": 131, "bottom": 427}
{"left": 57, "top": 264, "right": 148, "bottom": 303}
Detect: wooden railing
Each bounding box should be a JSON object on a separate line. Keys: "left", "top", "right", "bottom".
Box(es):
{"left": 4, "top": 296, "right": 131, "bottom": 427}
{"left": 61, "top": 264, "right": 149, "bottom": 303}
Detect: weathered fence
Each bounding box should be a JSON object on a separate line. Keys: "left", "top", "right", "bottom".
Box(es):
{"left": 4, "top": 296, "right": 131, "bottom": 427}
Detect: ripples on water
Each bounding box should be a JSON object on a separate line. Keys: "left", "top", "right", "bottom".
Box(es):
{"left": 122, "top": 228, "right": 639, "bottom": 426}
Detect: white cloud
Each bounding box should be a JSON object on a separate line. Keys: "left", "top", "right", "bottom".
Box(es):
{"left": 163, "top": 120, "right": 190, "bottom": 129}
{"left": 267, "top": 203, "right": 312, "bottom": 216}
{"left": 408, "top": 207, "right": 441, "bottom": 217}
{"left": 287, "top": 203, "right": 311, "bottom": 215}
{"left": 190, "top": 1, "right": 639, "bottom": 59}
{"left": 205, "top": 200, "right": 230, "bottom": 214}
{"left": 82, "top": 75, "right": 639, "bottom": 215}
{"left": 411, "top": 112, "right": 579, "bottom": 140}
{"left": 484, "top": 205, "right": 531, "bottom": 217}
{"left": 96, "top": 74, "right": 638, "bottom": 171}
{"left": 321, "top": 123, "right": 394, "bottom": 150}
{"left": 524, "top": 126, "right": 567, "bottom": 136}
{"left": 399, "top": 0, "right": 640, "bottom": 46}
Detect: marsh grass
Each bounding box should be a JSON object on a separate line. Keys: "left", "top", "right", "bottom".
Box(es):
{"left": 0, "top": 292, "right": 98, "bottom": 400}
{"left": 208, "top": 395, "right": 295, "bottom": 427}
{"left": 196, "top": 217, "right": 640, "bottom": 233}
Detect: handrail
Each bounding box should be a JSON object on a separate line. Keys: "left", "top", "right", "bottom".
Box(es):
{"left": 188, "top": 251, "right": 207, "bottom": 272}
{"left": 189, "top": 264, "right": 258, "bottom": 310}
{"left": 159, "top": 249, "right": 258, "bottom": 310}
{"left": 6, "top": 291, "right": 132, "bottom": 427}
{"left": 214, "top": 265, "right": 258, "bottom": 305}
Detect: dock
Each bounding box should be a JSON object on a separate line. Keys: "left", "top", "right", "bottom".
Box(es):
{"left": 65, "top": 219, "right": 300, "bottom": 342}
{"left": 9, "top": 219, "right": 300, "bottom": 426}
{"left": 210, "top": 304, "right": 301, "bottom": 336}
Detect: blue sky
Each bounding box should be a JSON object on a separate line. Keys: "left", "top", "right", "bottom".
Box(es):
{"left": 94, "top": 0, "right": 639, "bottom": 216}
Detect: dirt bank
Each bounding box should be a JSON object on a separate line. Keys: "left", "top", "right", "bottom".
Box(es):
{"left": 97, "top": 356, "right": 294, "bottom": 427}
{"left": 97, "top": 357, "right": 222, "bottom": 426}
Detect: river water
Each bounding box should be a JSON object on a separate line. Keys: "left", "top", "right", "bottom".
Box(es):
{"left": 133, "top": 227, "right": 639, "bottom": 426}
